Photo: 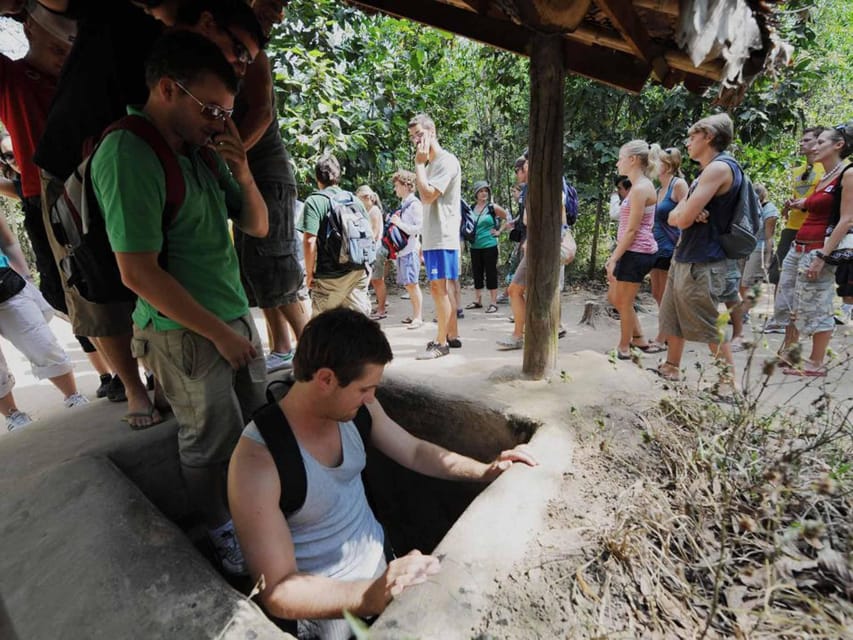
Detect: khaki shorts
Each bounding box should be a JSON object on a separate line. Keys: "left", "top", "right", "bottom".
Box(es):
{"left": 659, "top": 260, "right": 727, "bottom": 344}
{"left": 132, "top": 314, "right": 267, "bottom": 467}
{"left": 311, "top": 270, "right": 370, "bottom": 316}
{"left": 740, "top": 247, "right": 768, "bottom": 287}
{"left": 40, "top": 170, "right": 134, "bottom": 337}
{"left": 773, "top": 248, "right": 836, "bottom": 335}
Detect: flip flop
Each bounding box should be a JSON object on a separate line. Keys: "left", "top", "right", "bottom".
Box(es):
{"left": 486, "top": 304, "right": 498, "bottom": 314}
{"left": 614, "top": 349, "right": 633, "bottom": 360}
{"left": 401, "top": 317, "right": 414, "bottom": 324}
{"left": 369, "top": 311, "right": 387, "bottom": 320}
{"left": 632, "top": 341, "right": 666, "bottom": 354}
{"left": 121, "top": 405, "right": 165, "bottom": 431}
{"left": 464, "top": 302, "right": 483, "bottom": 309}
{"left": 648, "top": 362, "right": 681, "bottom": 381}
{"left": 782, "top": 366, "right": 827, "bottom": 377}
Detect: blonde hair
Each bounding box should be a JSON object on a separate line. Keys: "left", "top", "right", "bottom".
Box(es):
{"left": 408, "top": 113, "right": 436, "bottom": 134}
{"left": 650, "top": 145, "right": 684, "bottom": 178}
{"left": 688, "top": 113, "right": 734, "bottom": 151}
{"left": 392, "top": 169, "right": 416, "bottom": 190}
{"left": 355, "top": 185, "right": 381, "bottom": 210}
{"left": 621, "top": 139, "right": 657, "bottom": 177}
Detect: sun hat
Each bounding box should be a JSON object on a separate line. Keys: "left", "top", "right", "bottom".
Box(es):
{"left": 472, "top": 180, "right": 490, "bottom": 197}
{"left": 27, "top": 0, "right": 76, "bottom": 44}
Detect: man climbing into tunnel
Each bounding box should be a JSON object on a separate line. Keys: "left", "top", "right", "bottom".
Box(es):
{"left": 227, "top": 307, "right": 537, "bottom": 638}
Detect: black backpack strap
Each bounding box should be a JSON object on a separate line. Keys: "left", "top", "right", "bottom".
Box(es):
{"left": 103, "top": 114, "right": 186, "bottom": 273}
{"left": 353, "top": 404, "right": 372, "bottom": 445}
{"left": 251, "top": 399, "right": 307, "bottom": 516}
{"left": 830, "top": 164, "right": 852, "bottom": 228}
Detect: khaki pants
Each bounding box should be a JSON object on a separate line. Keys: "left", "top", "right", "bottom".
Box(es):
{"left": 132, "top": 314, "right": 267, "bottom": 467}
{"left": 311, "top": 270, "right": 370, "bottom": 316}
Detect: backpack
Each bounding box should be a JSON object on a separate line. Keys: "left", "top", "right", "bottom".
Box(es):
{"left": 318, "top": 189, "right": 376, "bottom": 269}
{"left": 460, "top": 198, "right": 476, "bottom": 242}
{"left": 714, "top": 155, "right": 762, "bottom": 259}
{"left": 49, "top": 115, "right": 187, "bottom": 303}
{"left": 382, "top": 198, "right": 414, "bottom": 259}
{"left": 563, "top": 177, "right": 580, "bottom": 227}
{"left": 252, "top": 380, "right": 373, "bottom": 516}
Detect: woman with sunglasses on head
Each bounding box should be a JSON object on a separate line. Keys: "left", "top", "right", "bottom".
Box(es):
{"left": 648, "top": 146, "right": 687, "bottom": 351}
{"left": 774, "top": 124, "right": 853, "bottom": 377}
{"left": 605, "top": 140, "right": 659, "bottom": 359}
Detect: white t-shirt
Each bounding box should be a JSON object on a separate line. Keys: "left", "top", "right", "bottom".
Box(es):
{"left": 422, "top": 149, "right": 461, "bottom": 251}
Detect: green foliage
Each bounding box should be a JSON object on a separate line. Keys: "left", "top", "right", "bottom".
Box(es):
{"left": 269, "top": 0, "right": 851, "bottom": 276}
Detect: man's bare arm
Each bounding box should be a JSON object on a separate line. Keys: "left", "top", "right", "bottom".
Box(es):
{"left": 668, "top": 161, "right": 732, "bottom": 229}
{"left": 236, "top": 53, "right": 275, "bottom": 151}
{"left": 115, "top": 252, "right": 256, "bottom": 369}
{"left": 367, "top": 401, "right": 537, "bottom": 482}
{"left": 216, "top": 117, "right": 268, "bottom": 237}
{"left": 302, "top": 233, "right": 317, "bottom": 289}
{"left": 413, "top": 162, "right": 439, "bottom": 205}
{"left": 228, "top": 438, "right": 439, "bottom": 620}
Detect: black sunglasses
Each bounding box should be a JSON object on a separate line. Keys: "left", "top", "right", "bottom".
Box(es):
{"left": 223, "top": 27, "right": 254, "bottom": 66}
{"left": 0, "top": 152, "right": 15, "bottom": 164}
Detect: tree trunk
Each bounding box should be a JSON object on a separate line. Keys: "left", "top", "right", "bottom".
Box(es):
{"left": 587, "top": 167, "right": 607, "bottom": 279}
{"left": 522, "top": 35, "right": 565, "bottom": 379}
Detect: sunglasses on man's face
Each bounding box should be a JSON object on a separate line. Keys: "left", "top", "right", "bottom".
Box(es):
{"left": 0, "top": 152, "right": 15, "bottom": 164}
{"left": 223, "top": 27, "right": 254, "bottom": 66}
{"left": 174, "top": 81, "right": 234, "bottom": 121}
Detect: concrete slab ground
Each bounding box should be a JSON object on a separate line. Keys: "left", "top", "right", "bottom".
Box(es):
{"left": 0, "top": 282, "right": 849, "bottom": 639}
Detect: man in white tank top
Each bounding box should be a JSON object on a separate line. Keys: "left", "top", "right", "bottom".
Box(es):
{"left": 228, "top": 308, "right": 537, "bottom": 637}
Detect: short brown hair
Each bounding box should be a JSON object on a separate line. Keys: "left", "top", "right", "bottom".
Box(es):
{"left": 408, "top": 113, "right": 436, "bottom": 133}
{"left": 688, "top": 113, "right": 734, "bottom": 151}
{"left": 392, "top": 169, "right": 416, "bottom": 190}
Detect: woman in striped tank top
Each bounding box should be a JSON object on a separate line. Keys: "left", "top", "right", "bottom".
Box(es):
{"left": 605, "top": 140, "right": 659, "bottom": 359}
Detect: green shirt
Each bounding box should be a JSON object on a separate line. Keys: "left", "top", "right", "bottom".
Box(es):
{"left": 297, "top": 186, "right": 365, "bottom": 279}
{"left": 94, "top": 107, "right": 249, "bottom": 331}
{"left": 470, "top": 204, "right": 499, "bottom": 249}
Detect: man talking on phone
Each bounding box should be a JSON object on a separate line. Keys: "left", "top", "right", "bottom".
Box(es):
{"left": 94, "top": 31, "right": 269, "bottom": 576}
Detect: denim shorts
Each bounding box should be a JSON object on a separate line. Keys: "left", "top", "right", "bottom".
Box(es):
{"left": 423, "top": 249, "right": 459, "bottom": 281}
{"left": 396, "top": 252, "right": 420, "bottom": 286}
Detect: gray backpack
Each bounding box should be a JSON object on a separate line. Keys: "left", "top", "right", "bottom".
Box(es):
{"left": 715, "top": 156, "right": 762, "bottom": 259}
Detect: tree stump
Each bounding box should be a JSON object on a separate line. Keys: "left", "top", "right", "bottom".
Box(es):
{"left": 579, "top": 300, "right": 605, "bottom": 328}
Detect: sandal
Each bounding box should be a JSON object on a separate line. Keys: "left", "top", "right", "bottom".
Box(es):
{"left": 631, "top": 340, "right": 666, "bottom": 354}
{"left": 782, "top": 365, "right": 827, "bottom": 377}
{"left": 614, "top": 350, "right": 633, "bottom": 360}
{"left": 121, "top": 405, "right": 165, "bottom": 431}
{"left": 465, "top": 301, "right": 483, "bottom": 310}
{"left": 401, "top": 317, "right": 414, "bottom": 324}
{"left": 369, "top": 310, "right": 387, "bottom": 320}
{"left": 649, "top": 361, "right": 681, "bottom": 381}
{"left": 485, "top": 304, "right": 498, "bottom": 314}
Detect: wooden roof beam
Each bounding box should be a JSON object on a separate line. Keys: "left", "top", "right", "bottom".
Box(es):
{"left": 563, "top": 39, "right": 651, "bottom": 93}
{"left": 592, "top": 0, "right": 670, "bottom": 81}
{"left": 570, "top": 24, "right": 724, "bottom": 81}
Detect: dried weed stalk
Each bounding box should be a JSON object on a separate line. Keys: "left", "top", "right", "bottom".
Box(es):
{"left": 572, "top": 352, "right": 853, "bottom": 639}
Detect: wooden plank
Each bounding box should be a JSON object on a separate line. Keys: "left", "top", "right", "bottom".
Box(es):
{"left": 523, "top": 34, "right": 565, "bottom": 378}
{"left": 348, "top": 0, "right": 658, "bottom": 92}
{"left": 526, "top": 0, "right": 593, "bottom": 31}
{"left": 592, "top": 0, "right": 670, "bottom": 80}
{"left": 563, "top": 39, "right": 651, "bottom": 93}
{"left": 570, "top": 24, "right": 724, "bottom": 80}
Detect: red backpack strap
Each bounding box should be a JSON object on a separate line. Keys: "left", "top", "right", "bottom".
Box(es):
{"left": 103, "top": 114, "right": 185, "bottom": 227}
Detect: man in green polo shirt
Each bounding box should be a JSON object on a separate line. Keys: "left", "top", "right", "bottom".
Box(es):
{"left": 94, "top": 31, "right": 269, "bottom": 576}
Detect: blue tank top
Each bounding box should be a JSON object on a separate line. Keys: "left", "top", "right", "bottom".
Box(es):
{"left": 675, "top": 155, "right": 742, "bottom": 264}
{"left": 653, "top": 178, "right": 683, "bottom": 257}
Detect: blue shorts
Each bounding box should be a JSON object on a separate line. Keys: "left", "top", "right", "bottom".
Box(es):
{"left": 396, "top": 252, "right": 420, "bottom": 286}
{"left": 423, "top": 249, "right": 459, "bottom": 281}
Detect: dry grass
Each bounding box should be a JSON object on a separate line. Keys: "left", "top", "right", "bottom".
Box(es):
{"left": 570, "top": 355, "right": 853, "bottom": 639}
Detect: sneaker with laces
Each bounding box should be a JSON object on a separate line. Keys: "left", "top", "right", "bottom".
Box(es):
{"left": 6, "top": 410, "right": 33, "bottom": 432}
{"left": 210, "top": 527, "right": 248, "bottom": 576}
{"left": 107, "top": 375, "right": 126, "bottom": 402}
{"left": 415, "top": 341, "right": 450, "bottom": 360}
{"left": 266, "top": 350, "right": 294, "bottom": 373}
{"left": 96, "top": 373, "right": 113, "bottom": 398}
{"left": 64, "top": 392, "right": 90, "bottom": 408}
{"left": 496, "top": 335, "right": 524, "bottom": 350}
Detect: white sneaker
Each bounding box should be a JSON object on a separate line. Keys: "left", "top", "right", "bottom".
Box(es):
{"left": 64, "top": 392, "right": 90, "bottom": 408}
{"left": 210, "top": 527, "right": 248, "bottom": 576}
{"left": 265, "top": 350, "right": 294, "bottom": 373}
{"left": 6, "top": 410, "right": 33, "bottom": 431}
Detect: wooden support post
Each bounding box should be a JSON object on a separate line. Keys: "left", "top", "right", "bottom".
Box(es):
{"left": 522, "top": 35, "right": 565, "bottom": 379}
